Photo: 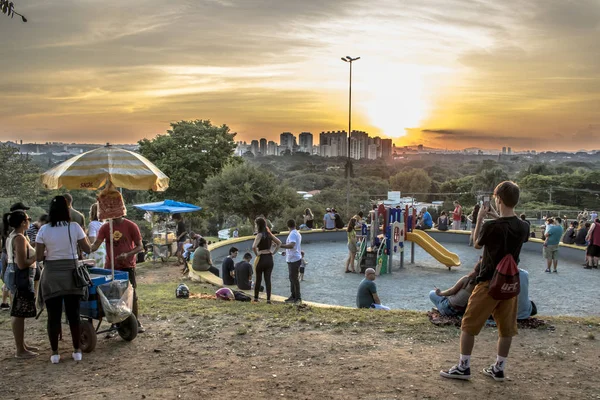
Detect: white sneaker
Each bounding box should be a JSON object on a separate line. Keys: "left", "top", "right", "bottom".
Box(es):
{"left": 72, "top": 351, "right": 82, "bottom": 362}
{"left": 50, "top": 354, "right": 60, "bottom": 364}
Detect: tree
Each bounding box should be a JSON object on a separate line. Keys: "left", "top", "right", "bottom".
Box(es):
{"left": 138, "top": 120, "right": 238, "bottom": 202}
{"left": 202, "top": 162, "right": 299, "bottom": 223}
{"left": 389, "top": 168, "right": 432, "bottom": 197}
{"left": 0, "top": 143, "right": 40, "bottom": 201}
{"left": 473, "top": 167, "right": 509, "bottom": 192}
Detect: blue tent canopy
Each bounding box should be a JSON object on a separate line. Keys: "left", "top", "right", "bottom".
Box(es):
{"left": 133, "top": 200, "right": 202, "bottom": 214}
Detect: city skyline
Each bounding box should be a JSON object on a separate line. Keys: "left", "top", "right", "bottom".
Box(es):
{"left": 1, "top": 1, "right": 599, "bottom": 151}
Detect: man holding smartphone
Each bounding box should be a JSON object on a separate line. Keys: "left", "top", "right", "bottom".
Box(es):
{"left": 440, "top": 181, "right": 530, "bottom": 382}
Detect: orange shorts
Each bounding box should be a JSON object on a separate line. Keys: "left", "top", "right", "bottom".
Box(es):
{"left": 461, "top": 281, "right": 518, "bottom": 337}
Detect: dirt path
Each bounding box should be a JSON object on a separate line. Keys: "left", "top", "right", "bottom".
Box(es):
{"left": 0, "top": 262, "right": 599, "bottom": 400}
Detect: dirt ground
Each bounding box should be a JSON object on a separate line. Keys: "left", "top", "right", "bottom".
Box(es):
{"left": 1, "top": 261, "right": 599, "bottom": 400}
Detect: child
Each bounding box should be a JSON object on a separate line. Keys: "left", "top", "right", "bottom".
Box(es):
{"left": 299, "top": 251, "right": 308, "bottom": 281}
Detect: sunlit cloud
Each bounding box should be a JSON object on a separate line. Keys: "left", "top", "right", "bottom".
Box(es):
{"left": 0, "top": 0, "right": 598, "bottom": 150}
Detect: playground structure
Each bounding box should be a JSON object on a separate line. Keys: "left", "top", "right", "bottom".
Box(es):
{"left": 356, "top": 204, "right": 461, "bottom": 274}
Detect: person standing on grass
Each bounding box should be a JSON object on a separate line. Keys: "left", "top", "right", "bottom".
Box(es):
{"left": 543, "top": 217, "right": 563, "bottom": 273}
{"left": 440, "top": 181, "right": 529, "bottom": 382}
{"left": 221, "top": 247, "right": 238, "bottom": 285}
{"left": 451, "top": 201, "right": 462, "bottom": 230}
{"left": 280, "top": 219, "right": 302, "bottom": 304}
{"left": 91, "top": 215, "right": 145, "bottom": 333}
{"left": 172, "top": 213, "right": 187, "bottom": 265}
{"left": 36, "top": 196, "right": 93, "bottom": 363}
{"left": 252, "top": 217, "right": 281, "bottom": 303}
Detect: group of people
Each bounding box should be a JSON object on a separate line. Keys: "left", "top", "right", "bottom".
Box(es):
{"left": 191, "top": 217, "right": 304, "bottom": 304}
{"left": 0, "top": 195, "right": 145, "bottom": 363}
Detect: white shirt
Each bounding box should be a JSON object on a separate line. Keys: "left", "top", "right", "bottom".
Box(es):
{"left": 285, "top": 229, "right": 302, "bottom": 263}
{"left": 88, "top": 220, "right": 104, "bottom": 238}
{"left": 36, "top": 222, "right": 86, "bottom": 261}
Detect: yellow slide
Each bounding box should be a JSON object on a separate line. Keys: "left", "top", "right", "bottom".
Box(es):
{"left": 406, "top": 230, "right": 461, "bottom": 268}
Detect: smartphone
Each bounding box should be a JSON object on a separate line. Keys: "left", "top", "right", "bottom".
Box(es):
{"left": 483, "top": 196, "right": 490, "bottom": 208}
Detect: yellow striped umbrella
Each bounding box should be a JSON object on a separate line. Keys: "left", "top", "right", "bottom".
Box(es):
{"left": 41, "top": 145, "right": 169, "bottom": 191}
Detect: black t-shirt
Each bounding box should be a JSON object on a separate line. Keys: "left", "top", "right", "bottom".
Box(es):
{"left": 575, "top": 228, "right": 588, "bottom": 246}
{"left": 221, "top": 257, "right": 236, "bottom": 285}
{"left": 477, "top": 216, "right": 530, "bottom": 282}
{"left": 235, "top": 261, "right": 253, "bottom": 290}
{"left": 176, "top": 221, "right": 187, "bottom": 242}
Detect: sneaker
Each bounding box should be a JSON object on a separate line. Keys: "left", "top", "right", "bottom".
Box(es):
{"left": 266, "top": 300, "right": 272, "bottom": 304}
{"left": 72, "top": 351, "right": 82, "bottom": 362}
{"left": 482, "top": 364, "right": 505, "bottom": 382}
{"left": 284, "top": 297, "right": 295, "bottom": 303}
{"left": 440, "top": 365, "right": 471, "bottom": 380}
{"left": 294, "top": 298, "right": 302, "bottom": 304}
{"left": 593, "top": 265, "right": 598, "bottom": 269}
{"left": 545, "top": 268, "right": 550, "bottom": 273}
{"left": 50, "top": 354, "right": 60, "bottom": 364}
{"left": 584, "top": 265, "right": 592, "bottom": 269}
{"left": 552, "top": 270, "right": 558, "bottom": 274}
{"left": 105, "top": 324, "right": 118, "bottom": 339}
{"left": 0, "top": 303, "right": 9, "bottom": 310}
{"left": 137, "top": 323, "right": 146, "bottom": 333}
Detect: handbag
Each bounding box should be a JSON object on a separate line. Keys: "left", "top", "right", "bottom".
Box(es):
{"left": 68, "top": 224, "right": 92, "bottom": 289}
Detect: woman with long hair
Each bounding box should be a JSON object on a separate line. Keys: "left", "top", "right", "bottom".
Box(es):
{"left": 437, "top": 211, "right": 449, "bottom": 231}
{"left": 345, "top": 218, "right": 358, "bottom": 273}
{"left": 3, "top": 209, "right": 38, "bottom": 358}
{"left": 36, "top": 196, "right": 92, "bottom": 364}
{"left": 87, "top": 203, "right": 105, "bottom": 268}
{"left": 303, "top": 208, "right": 314, "bottom": 230}
{"left": 468, "top": 204, "right": 481, "bottom": 246}
{"left": 252, "top": 217, "right": 281, "bottom": 303}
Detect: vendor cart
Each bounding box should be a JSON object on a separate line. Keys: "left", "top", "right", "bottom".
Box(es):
{"left": 134, "top": 200, "right": 202, "bottom": 263}
{"left": 79, "top": 267, "right": 138, "bottom": 352}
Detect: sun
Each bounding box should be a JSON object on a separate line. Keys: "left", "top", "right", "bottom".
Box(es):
{"left": 359, "top": 64, "right": 430, "bottom": 138}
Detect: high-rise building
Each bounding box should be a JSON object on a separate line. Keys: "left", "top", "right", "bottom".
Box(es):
{"left": 380, "top": 139, "right": 392, "bottom": 159}
{"left": 298, "top": 132, "right": 313, "bottom": 153}
{"left": 280, "top": 132, "right": 296, "bottom": 151}
{"left": 351, "top": 130, "right": 369, "bottom": 159}
{"left": 235, "top": 141, "right": 250, "bottom": 156}
{"left": 250, "top": 140, "right": 259, "bottom": 156}
{"left": 507, "top": 147, "right": 512, "bottom": 155}
{"left": 259, "top": 138, "right": 267, "bottom": 156}
{"left": 349, "top": 137, "right": 363, "bottom": 160}
{"left": 367, "top": 143, "right": 378, "bottom": 160}
{"left": 267, "top": 140, "right": 277, "bottom": 156}
{"left": 319, "top": 131, "right": 347, "bottom": 158}
{"left": 502, "top": 147, "right": 507, "bottom": 154}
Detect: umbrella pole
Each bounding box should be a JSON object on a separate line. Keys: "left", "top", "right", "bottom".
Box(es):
{"left": 109, "top": 219, "right": 115, "bottom": 280}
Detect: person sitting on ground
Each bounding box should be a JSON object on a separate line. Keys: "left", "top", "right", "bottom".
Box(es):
{"left": 543, "top": 217, "right": 563, "bottom": 273}
{"left": 561, "top": 221, "right": 578, "bottom": 245}
{"left": 235, "top": 253, "right": 254, "bottom": 291}
{"left": 517, "top": 268, "right": 537, "bottom": 320}
{"left": 436, "top": 211, "right": 449, "bottom": 231}
{"left": 416, "top": 207, "right": 433, "bottom": 230}
{"left": 575, "top": 222, "right": 590, "bottom": 246}
{"left": 356, "top": 268, "right": 389, "bottom": 310}
{"left": 191, "top": 237, "right": 219, "bottom": 277}
{"left": 429, "top": 266, "right": 478, "bottom": 317}
{"left": 221, "top": 247, "right": 238, "bottom": 285}
{"left": 299, "top": 251, "right": 307, "bottom": 281}
{"left": 323, "top": 208, "right": 335, "bottom": 230}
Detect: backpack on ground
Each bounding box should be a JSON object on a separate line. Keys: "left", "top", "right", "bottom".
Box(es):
{"left": 488, "top": 254, "right": 520, "bottom": 300}
{"left": 233, "top": 290, "right": 252, "bottom": 302}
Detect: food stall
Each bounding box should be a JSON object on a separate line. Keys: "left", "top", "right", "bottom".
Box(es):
{"left": 133, "top": 200, "right": 202, "bottom": 262}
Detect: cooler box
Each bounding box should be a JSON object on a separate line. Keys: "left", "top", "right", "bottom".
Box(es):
{"left": 80, "top": 268, "right": 130, "bottom": 320}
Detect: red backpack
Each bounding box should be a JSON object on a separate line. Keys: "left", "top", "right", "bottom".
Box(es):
{"left": 488, "top": 253, "right": 520, "bottom": 300}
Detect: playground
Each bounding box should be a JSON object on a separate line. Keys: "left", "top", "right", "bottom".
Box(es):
{"left": 0, "top": 260, "right": 598, "bottom": 399}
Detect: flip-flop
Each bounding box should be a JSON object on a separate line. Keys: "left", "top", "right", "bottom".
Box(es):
{"left": 345, "top": 270, "right": 352, "bottom": 273}
{"left": 25, "top": 346, "right": 39, "bottom": 352}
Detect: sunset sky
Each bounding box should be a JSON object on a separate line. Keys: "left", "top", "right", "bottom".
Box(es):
{"left": 1, "top": 0, "right": 599, "bottom": 150}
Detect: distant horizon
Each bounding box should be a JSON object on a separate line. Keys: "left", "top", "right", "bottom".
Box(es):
{"left": 1, "top": 1, "right": 599, "bottom": 151}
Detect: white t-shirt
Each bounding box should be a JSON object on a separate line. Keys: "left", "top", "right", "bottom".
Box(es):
{"left": 36, "top": 222, "right": 86, "bottom": 261}
{"left": 285, "top": 229, "right": 302, "bottom": 263}
{"left": 88, "top": 220, "right": 104, "bottom": 238}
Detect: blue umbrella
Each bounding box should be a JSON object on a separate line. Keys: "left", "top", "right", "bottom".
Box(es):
{"left": 133, "top": 200, "right": 202, "bottom": 214}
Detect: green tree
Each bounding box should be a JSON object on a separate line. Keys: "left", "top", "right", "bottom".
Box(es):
{"left": 202, "top": 162, "right": 299, "bottom": 223}
{"left": 473, "top": 167, "right": 509, "bottom": 192}
{"left": 389, "top": 168, "right": 432, "bottom": 197}
{"left": 138, "top": 120, "right": 238, "bottom": 202}
{"left": 0, "top": 143, "right": 40, "bottom": 202}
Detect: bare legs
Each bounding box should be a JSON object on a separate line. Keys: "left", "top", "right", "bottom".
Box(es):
{"left": 345, "top": 251, "right": 356, "bottom": 272}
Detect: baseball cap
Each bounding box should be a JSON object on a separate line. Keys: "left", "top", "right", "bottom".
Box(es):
{"left": 10, "top": 202, "right": 30, "bottom": 211}
{"left": 326, "top": 208, "right": 331, "bottom": 211}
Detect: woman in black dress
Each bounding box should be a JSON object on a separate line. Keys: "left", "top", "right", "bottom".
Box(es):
{"left": 252, "top": 217, "right": 281, "bottom": 303}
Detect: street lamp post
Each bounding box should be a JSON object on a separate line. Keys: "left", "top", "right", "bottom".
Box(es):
{"left": 341, "top": 56, "right": 360, "bottom": 219}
